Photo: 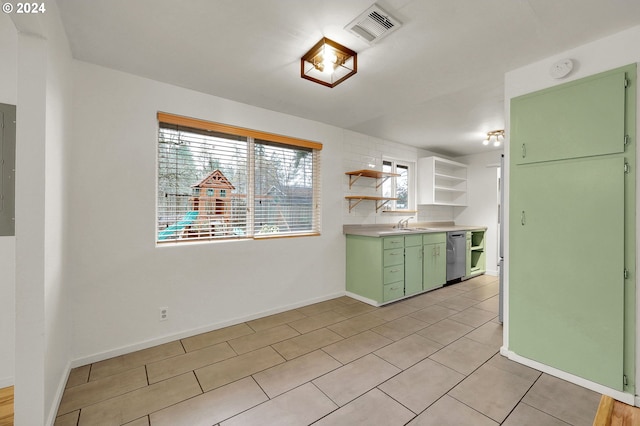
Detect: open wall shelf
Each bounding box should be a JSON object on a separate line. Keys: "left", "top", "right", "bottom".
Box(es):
{"left": 345, "top": 196, "right": 398, "bottom": 212}
{"left": 345, "top": 169, "right": 400, "bottom": 212}
{"left": 417, "top": 157, "right": 468, "bottom": 206}
{"left": 346, "top": 169, "right": 400, "bottom": 189}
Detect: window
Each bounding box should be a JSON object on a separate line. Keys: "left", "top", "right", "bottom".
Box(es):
{"left": 382, "top": 159, "right": 413, "bottom": 211}
{"left": 157, "top": 112, "right": 322, "bottom": 243}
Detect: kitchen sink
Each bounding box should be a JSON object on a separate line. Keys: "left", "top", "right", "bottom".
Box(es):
{"left": 378, "top": 227, "right": 433, "bottom": 235}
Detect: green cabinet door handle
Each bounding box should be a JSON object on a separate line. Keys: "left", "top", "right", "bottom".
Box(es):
{"left": 521, "top": 210, "right": 526, "bottom": 226}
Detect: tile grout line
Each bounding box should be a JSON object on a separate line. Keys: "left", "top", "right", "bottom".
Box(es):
{"left": 212, "top": 377, "right": 272, "bottom": 425}
{"left": 375, "top": 384, "right": 423, "bottom": 418}
{"left": 444, "top": 393, "right": 502, "bottom": 425}
{"left": 144, "top": 364, "right": 150, "bottom": 386}
{"left": 517, "top": 400, "right": 574, "bottom": 426}
{"left": 87, "top": 363, "right": 93, "bottom": 384}
{"left": 492, "top": 374, "right": 543, "bottom": 423}
{"left": 191, "top": 369, "right": 205, "bottom": 395}
{"left": 419, "top": 351, "right": 504, "bottom": 424}
{"left": 248, "top": 374, "right": 270, "bottom": 400}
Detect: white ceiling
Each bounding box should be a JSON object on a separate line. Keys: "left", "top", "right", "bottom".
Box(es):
{"left": 56, "top": 0, "right": 640, "bottom": 157}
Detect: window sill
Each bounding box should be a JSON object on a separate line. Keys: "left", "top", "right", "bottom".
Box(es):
{"left": 253, "top": 232, "right": 321, "bottom": 240}
{"left": 382, "top": 210, "right": 418, "bottom": 213}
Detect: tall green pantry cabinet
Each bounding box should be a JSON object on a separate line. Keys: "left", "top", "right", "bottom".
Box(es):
{"left": 509, "top": 64, "right": 636, "bottom": 394}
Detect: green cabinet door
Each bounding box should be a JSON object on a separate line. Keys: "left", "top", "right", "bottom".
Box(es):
{"left": 405, "top": 245, "right": 423, "bottom": 296}
{"left": 435, "top": 242, "right": 446, "bottom": 286}
{"left": 511, "top": 68, "right": 626, "bottom": 165}
{"left": 510, "top": 156, "right": 625, "bottom": 390}
{"left": 423, "top": 242, "right": 446, "bottom": 291}
{"left": 465, "top": 232, "right": 472, "bottom": 277}
{"left": 346, "top": 235, "right": 385, "bottom": 303}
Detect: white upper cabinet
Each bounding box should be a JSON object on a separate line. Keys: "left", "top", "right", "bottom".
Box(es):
{"left": 417, "top": 156, "right": 467, "bottom": 206}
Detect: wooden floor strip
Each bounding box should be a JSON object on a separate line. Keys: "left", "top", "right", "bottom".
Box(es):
{"left": 0, "top": 386, "right": 14, "bottom": 426}
{"left": 593, "top": 395, "right": 640, "bottom": 426}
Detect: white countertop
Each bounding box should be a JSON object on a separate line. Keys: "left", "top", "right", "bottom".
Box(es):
{"left": 343, "top": 222, "right": 487, "bottom": 237}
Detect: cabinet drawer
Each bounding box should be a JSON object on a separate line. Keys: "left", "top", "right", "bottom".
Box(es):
{"left": 384, "top": 265, "right": 405, "bottom": 285}
{"left": 423, "top": 232, "right": 446, "bottom": 245}
{"left": 383, "top": 236, "right": 404, "bottom": 249}
{"left": 405, "top": 234, "right": 423, "bottom": 247}
{"left": 383, "top": 249, "right": 404, "bottom": 266}
{"left": 383, "top": 282, "right": 405, "bottom": 302}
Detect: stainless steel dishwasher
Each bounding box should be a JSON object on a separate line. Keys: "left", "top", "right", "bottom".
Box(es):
{"left": 446, "top": 231, "right": 466, "bottom": 281}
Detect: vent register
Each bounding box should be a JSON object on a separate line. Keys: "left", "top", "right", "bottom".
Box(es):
{"left": 345, "top": 4, "right": 401, "bottom": 44}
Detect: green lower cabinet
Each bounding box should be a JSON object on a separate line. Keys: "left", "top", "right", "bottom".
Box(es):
{"left": 346, "top": 232, "right": 445, "bottom": 305}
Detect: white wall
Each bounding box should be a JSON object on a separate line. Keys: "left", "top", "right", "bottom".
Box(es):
{"left": 0, "top": 14, "right": 17, "bottom": 105}
{"left": 43, "top": 2, "right": 74, "bottom": 422}
{"left": 0, "top": 13, "right": 17, "bottom": 389}
{"left": 503, "top": 24, "right": 640, "bottom": 402}
{"left": 454, "top": 150, "right": 503, "bottom": 276}
{"left": 0, "top": 237, "right": 14, "bottom": 388}
{"left": 67, "top": 61, "right": 346, "bottom": 363}
{"left": 15, "top": 30, "right": 48, "bottom": 426}
{"left": 10, "top": 2, "right": 74, "bottom": 424}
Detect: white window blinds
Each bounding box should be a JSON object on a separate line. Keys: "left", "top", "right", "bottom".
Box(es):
{"left": 157, "top": 112, "right": 321, "bottom": 243}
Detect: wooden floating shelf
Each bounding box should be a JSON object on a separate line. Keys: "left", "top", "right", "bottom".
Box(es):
{"left": 345, "top": 196, "right": 399, "bottom": 212}
{"left": 345, "top": 170, "right": 400, "bottom": 189}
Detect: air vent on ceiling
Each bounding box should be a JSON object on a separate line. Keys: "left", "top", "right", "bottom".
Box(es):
{"left": 345, "top": 4, "right": 402, "bottom": 44}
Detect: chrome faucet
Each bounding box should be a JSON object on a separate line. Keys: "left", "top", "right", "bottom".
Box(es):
{"left": 396, "top": 217, "right": 414, "bottom": 229}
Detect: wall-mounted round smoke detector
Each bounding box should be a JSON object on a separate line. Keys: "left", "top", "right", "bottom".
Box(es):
{"left": 549, "top": 58, "right": 574, "bottom": 79}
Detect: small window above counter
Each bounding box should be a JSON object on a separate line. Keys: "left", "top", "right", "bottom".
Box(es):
{"left": 417, "top": 156, "right": 467, "bottom": 206}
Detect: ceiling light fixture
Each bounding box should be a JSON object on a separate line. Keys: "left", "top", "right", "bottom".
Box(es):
{"left": 301, "top": 37, "right": 357, "bottom": 88}
{"left": 484, "top": 129, "right": 505, "bottom": 147}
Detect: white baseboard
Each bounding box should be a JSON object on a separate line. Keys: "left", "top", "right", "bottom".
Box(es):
{"left": 501, "top": 347, "right": 635, "bottom": 406}
{"left": 70, "top": 291, "right": 346, "bottom": 368}
{"left": 0, "top": 376, "right": 13, "bottom": 388}
{"left": 46, "top": 360, "right": 72, "bottom": 426}
{"left": 345, "top": 291, "right": 382, "bottom": 307}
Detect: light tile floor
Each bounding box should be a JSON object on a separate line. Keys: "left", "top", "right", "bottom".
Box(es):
{"left": 54, "top": 275, "right": 601, "bottom": 426}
